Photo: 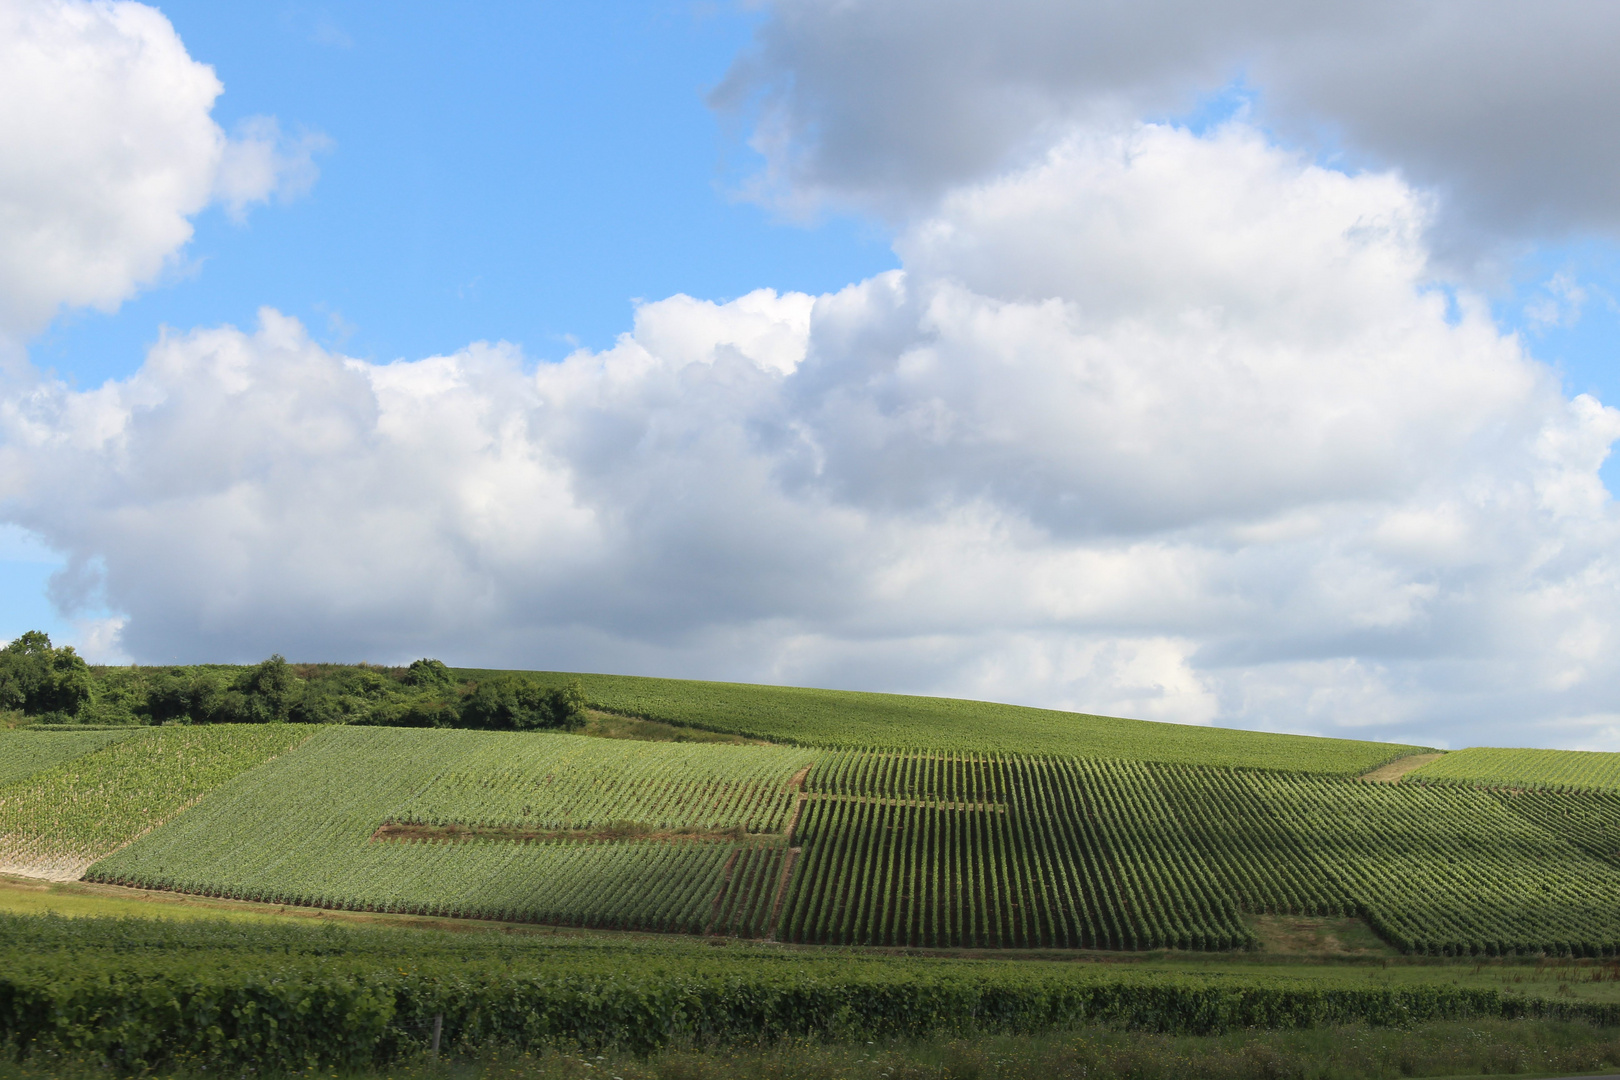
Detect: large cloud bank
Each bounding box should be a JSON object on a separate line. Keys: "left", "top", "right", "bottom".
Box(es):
{"left": 6, "top": 118, "right": 1620, "bottom": 749}
{"left": 5, "top": 0, "right": 1620, "bottom": 750}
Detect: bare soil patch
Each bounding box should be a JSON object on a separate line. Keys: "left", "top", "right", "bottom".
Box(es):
{"left": 371, "top": 821, "right": 779, "bottom": 845}
{"left": 1360, "top": 752, "right": 1445, "bottom": 783}
{"left": 576, "top": 711, "right": 772, "bottom": 745}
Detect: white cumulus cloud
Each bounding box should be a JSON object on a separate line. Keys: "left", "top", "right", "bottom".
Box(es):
{"left": 4, "top": 121, "right": 1620, "bottom": 750}
{"left": 0, "top": 0, "right": 322, "bottom": 342}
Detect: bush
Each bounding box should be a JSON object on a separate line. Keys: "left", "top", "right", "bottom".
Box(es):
{"left": 459, "top": 677, "right": 586, "bottom": 731}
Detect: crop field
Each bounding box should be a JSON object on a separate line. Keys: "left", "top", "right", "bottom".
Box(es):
{"left": 64, "top": 725, "right": 1620, "bottom": 956}
{"left": 89, "top": 727, "right": 801, "bottom": 934}
{"left": 500, "top": 671, "right": 1425, "bottom": 775}
{"left": 0, "top": 725, "right": 313, "bottom": 880}
{"left": 394, "top": 735, "right": 814, "bottom": 833}
{"left": 0, "top": 728, "right": 141, "bottom": 787}
{"left": 11, "top": 912, "right": 1620, "bottom": 1075}
{"left": 777, "top": 751, "right": 1620, "bottom": 955}
{"left": 1410, "top": 746, "right": 1620, "bottom": 791}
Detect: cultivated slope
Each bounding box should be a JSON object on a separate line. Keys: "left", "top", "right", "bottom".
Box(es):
{"left": 499, "top": 671, "right": 1425, "bottom": 775}
{"left": 0, "top": 725, "right": 312, "bottom": 879}
{"left": 1409, "top": 746, "right": 1620, "bottom": 791}
{"left": 62, "top": 725, "right": 1620, "bottom": 956}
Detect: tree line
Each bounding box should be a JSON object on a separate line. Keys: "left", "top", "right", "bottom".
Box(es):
{"left": 0, "top": 632, "right": 585, "bottom": 732}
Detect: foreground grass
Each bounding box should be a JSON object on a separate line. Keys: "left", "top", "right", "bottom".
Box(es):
{"left": 5, "top": 1020, "right": 1620, "bottom": 1080}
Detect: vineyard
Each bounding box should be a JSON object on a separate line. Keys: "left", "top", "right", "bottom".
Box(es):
{"left": 393, "top": 735, "right": 814, "bottom": 833}
{"left": 1410, "top": 746, "right": 1620, "bottom": 791}
{"left": 0, "top": 727, "right": 140, "bottom": 787}
{"left": 89, "top": 727, "right": 799, "bottom": 936}
{"left": 44, "top": 724, "right": 1618, "bottom": 957}
{"left": 9, "top": 912, "right": 1620, "bottom": 1074}
{"left": 497, "top": 671, "right": 1425, "bottom": 775}
{"left": 0, "top": 725, "right": 313, "bottom": 879}
{"left": 775, "top": 751, "right": 1620, "bottom": 955}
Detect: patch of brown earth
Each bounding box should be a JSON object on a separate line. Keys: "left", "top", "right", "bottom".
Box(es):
{"left": 1360, "top": 752, "right": 1445, "bottom": 783}
{"left": 803, "top": 793, "right": 1006, "bottom": 813}
{"left": 371, "top": 821, "right": 779, "bottom": 845}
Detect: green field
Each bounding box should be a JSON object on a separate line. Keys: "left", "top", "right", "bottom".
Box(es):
{"left": 0, "top": 725, "right": 313, "bottom": 879}
{"left": 0, "top": 728, "right": 140, "bottom": 787}
{"left": 1411, "top": 745, "right": 1620, "bottom": 791}
{"left": 778, "top": 750, "right": 1620, "bottom": 955}
{"left": 87, "top": 728, "right": 796, "bottom": 936}
{"left": 19, "top": 726, "right": 1606, "bottom": 957}
{"left": 5, "top": 683, "right": 1620, "bottom": 1078}
{"left": 504, "top": 671, "right": 1426, "bottom": 775}
{"left": 6, "top": 670, "right": 1620, "bottom": 966}
{"left": 4, "top": 908, "right": 1620, "bottom": 1076}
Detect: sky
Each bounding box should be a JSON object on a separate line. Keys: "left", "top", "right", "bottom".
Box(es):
{"left": 4, "top": 0, "right": 1620, "bottom": 751}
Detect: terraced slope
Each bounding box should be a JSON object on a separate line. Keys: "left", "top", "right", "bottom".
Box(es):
{"left": 498, "top": 671, "right": 1424, "bottom": 775}
{"left": 1409, "top": 746, "right": 1620, "bottom": 791}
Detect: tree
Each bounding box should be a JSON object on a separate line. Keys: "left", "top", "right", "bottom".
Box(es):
{"left": 404, "top": 658, "right": 454, "bottom": 688}
{"left": 0, "top": 631, "right": 90, "bottom": 718}
{"left": 239, "top": 655, "right": 298, "bottom": 722}
{"left": 546, "top": 679, "right": 588, "bottom": 731}
{"left": 458, "top": 676, "right": 588, "bottom": 731}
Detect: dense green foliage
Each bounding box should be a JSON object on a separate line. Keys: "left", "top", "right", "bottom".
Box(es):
{"left": 0, "top": 725, "right": 312, "bottom": 877}
{"left": 19, "top": 639, "right": 584, "bottom": 733}
{"left": 1, "top": 913, "right": 1614, "bottom": 1076}
{"left": 0, "top": 728, "right": 138, "bottom": 788}
{"left": 89, "top": 728, "right": 791, "bottom": 935}
{"left": 507, "top": 671, "right": 1424, "bottom": 775}
{"left": 1410, "top": 745, "right": 1620, "bottom": 791}
{"left": 777, "top": 750, "right": 1620, "bottom": 955}
{"left": 0, "top": 633, "right": 90, "bottom": 720}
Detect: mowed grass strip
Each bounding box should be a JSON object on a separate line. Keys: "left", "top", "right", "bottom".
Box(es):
{"left": 492, "top": 671, "right": 1425, "bottom": 775}
{"left": 1409, "top": 746, "right": 1620, "bottom": 791}
{"left": 0, "top": 725, "right": 314, "bottom": 880}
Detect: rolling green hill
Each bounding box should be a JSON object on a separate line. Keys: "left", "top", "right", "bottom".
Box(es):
{"left": 495, "top": 670, "right": 1425, "bottom": 775}
{"left": 9, "top": 670, "right": 1620, "bottom": 961}
{"left": 21, "top": 725, "right": 1614, "bottom": 957}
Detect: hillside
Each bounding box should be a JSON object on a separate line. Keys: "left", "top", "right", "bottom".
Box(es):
{"left": 0, "top": 723, "right": 1609, "bottom": 956}
{"left": 48, "top": 657, "right": 1430, "bottom": 774}
{"left": 7, "top": 674, "right": 1620, "bottom": 960}
{"left": 474, "top": 670, "right": 1425, "bottom": 775}
{"left": 1409, "top": 746, "right": 1620, "bottom": 791}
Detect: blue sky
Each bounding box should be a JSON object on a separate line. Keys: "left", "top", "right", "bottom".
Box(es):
{"left": 5, "top": 0, "right": 1620, "bottom": 750}
{"left": 4, "top": 0, "right": 896, "bottom": 650}
{"left": 27, "top": 2, "right": 896, "bottom": 385}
